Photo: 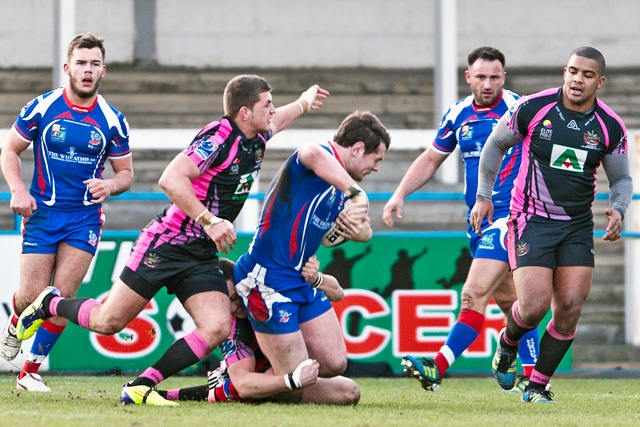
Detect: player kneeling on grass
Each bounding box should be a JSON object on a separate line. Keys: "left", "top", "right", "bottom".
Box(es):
{"left": 157, "top": 257, "right": 360, "bottom": 405}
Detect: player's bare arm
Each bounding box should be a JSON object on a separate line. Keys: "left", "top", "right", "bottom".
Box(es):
{"left": 297, "top": 142, "right": 363, "bottom": 197}
{"left": 85, "top": 156, "right": 134, "bottom": 203}
{"left": 301, "top": 256, "right": 344, "bottom": 302}
{"left": 158, "top": 153, "right": 236, "bottom": 253}
{"left": 270, "top": 85, "right": 330, "bottom": 134}
{"left": 1, "top": 131, "right": 37, "bottom": 216}
{"left": 383, "top": 148, "right": 449, "bottom": 227}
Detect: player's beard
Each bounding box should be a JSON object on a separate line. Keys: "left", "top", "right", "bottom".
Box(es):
{"left": 68, "top": 73, "right": 102, "bottom": 100}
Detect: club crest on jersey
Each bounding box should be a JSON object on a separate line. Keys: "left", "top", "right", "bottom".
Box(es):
{"left": 88, "top": 130, "right": 102, "bottom": 149}
{"left": 479, "top": 234, "right": 495, "bottom": 250}
{"left": 539, "top": 120, "right": 553, "bottom": 140}
{"left": 51, "top": 124, "right": 67, "bottom": 142}
{"left": 583, "top": 130, "right": 600, "bottom": 147}
{"left": 254, "top": 147, "right": 264, "bottom": 164}
{"left": 143, "top": 252, "right": 161, "bottom": 268}
{"left": 87, "top": 230, "right": 98, "bottom": 247}
{"left": 550, "top": 145, "right": 587, "bottom": 173}
{"left": 516, "top": 241, "right": 529, "bottom": 257}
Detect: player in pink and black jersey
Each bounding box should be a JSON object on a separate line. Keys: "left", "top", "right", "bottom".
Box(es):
{"left": 386, "top": 47, "right": 540, "bottom": 394}
{"left": 18, "top": 75, "right": 330, "bottom": 406}
{"left": 472, "top": 46, "right": 632, "bottom": 403}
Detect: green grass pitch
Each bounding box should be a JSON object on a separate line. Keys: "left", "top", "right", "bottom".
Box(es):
{"left": 1, "top": 374, "right": 639, "bottom": 426}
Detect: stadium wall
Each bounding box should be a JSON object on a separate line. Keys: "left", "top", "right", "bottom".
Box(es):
{"left": 0, "top": 0, "right": 639, "bottom": 68}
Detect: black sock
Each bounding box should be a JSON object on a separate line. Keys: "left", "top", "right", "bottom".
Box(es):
{"left": 502, "top": 309, "right": 534, "bottom": 352}
{"left": 178, "top": 385, "right": 209, "bottom": 401}
{"left": 53, "top": 297, "right": 93, "bottom": 325}
{"left": 130, "top": 337, "right": 203, "bottom": 388}
{"left": 529, "top": 330, "right": 573, "bottom": 389}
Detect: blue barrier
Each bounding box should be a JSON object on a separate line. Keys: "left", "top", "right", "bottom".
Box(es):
{"left": 2, "top": 191, "right": 639, "bottom": 237}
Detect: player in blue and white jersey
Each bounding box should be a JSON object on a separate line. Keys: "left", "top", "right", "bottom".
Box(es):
{"left": 0, "top": 33, "right": 133, "bottom": 392}
{"left": 234, "top": 111, "right": 390, "bottom": 399}
{"left": 383, "top": 47, "right": 539, "bottom": 394}
{"left": 157, "top": 257, "right": 360, "bottom": 405}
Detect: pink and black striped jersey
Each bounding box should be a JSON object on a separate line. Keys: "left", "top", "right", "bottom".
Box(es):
{"left": 505, "top": 87, "right": 628, "bottom": 220}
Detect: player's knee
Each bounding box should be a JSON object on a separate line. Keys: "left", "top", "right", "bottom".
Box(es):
{"left": 341, "top": 382, "right": 361, "bottom": 405}
{"left": 90, "top": 311, "right": 131, "bottom": 335}
{"left": 460, "top": 289, "right": 492, "bottom": 311}
{"left": 322, "top": 356, "right": 348, "bottom": 377}
{"left": 93, "top": 321, "right": 124, "bottom": 335}
{"left": 198, "top": 322, "right": 231, "bottom": 349}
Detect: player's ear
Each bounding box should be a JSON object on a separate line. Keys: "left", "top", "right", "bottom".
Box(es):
{"left": 352, "top": 141, "right": 365, "bottom": 156}
{"left": 239, "top": 106, "right": 251, "bottom": 121}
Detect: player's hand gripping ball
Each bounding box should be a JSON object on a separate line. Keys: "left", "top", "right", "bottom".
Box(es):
{"left": 321, "top": 188, "right": 368, "bottom": 247}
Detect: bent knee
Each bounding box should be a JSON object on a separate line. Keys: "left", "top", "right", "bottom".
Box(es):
{"left": 92, "top": 322, "right": 125, "bottom": 336}
{"left": 89, "top": 311, "right": 131, "bottom": 335}
{"left": 344, "top": 383, "right": 361, "bottom": 405}
{"left": 321, "top": 357, "right": 348, "bottom": 377}
{"left": 197, "top": 323, "right": 231, "bottom": 349}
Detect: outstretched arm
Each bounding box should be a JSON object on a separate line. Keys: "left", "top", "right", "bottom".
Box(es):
{"left": 270, "top": 85, "right": 330, "bottom": 135}
{"left": 383, "top": 147, "right": 449, "bottom": 227}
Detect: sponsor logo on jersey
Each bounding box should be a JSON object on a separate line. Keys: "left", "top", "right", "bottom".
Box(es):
{"left": 194, "top": 139, "right": 215, "bottom": 160}
{"left": 567, "top": 119, "right": 580, "bottom": 131}
{"left": 230, "top": 158, "right": 240, "bottom": 174}
{"left": 51, "top": 124, "right": 67, "bottom": 142}
{"left": 550, "top": 145, "right": 587, "bottom": 172}
{"left": 232, "top": 171, "right": 257, "bottom": 201}
{"left": 540, "top": 120, "right": 553, "bottom": 140}
{"left": 460, "top": 124, "right": 473, "bottom": 140}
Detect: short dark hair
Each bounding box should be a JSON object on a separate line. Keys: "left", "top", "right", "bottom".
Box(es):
{"left": 67, "top": 33, "right": 105, "bottom": 62}
{"left": 467, "top": 46, "right": 505, "bottom": 68}
{"left": 219, "top": 257, "right": 235, "bottom": 282}
{"left": 570, "top": 46, "right": 606, "bottom": 74}
{"left": 333, "top": 111, "right": 391, "bottom": 154}
{"left": 223, "top": 74, "right": 272, "bottom": 118}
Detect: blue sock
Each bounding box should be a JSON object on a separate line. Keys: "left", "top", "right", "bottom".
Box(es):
{"left": 518, "top": 327, "right": 540, "bottom": 376}
{"left": 27, "top": 320, "right": 65, "bottom": 362}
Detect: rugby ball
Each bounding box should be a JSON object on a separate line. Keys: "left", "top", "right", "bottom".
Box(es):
{"left": 320, "top": 199, "right": 351, "bottom": 247}
{"left": 321, "top": 192, "right": 368, "bottom": 247}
